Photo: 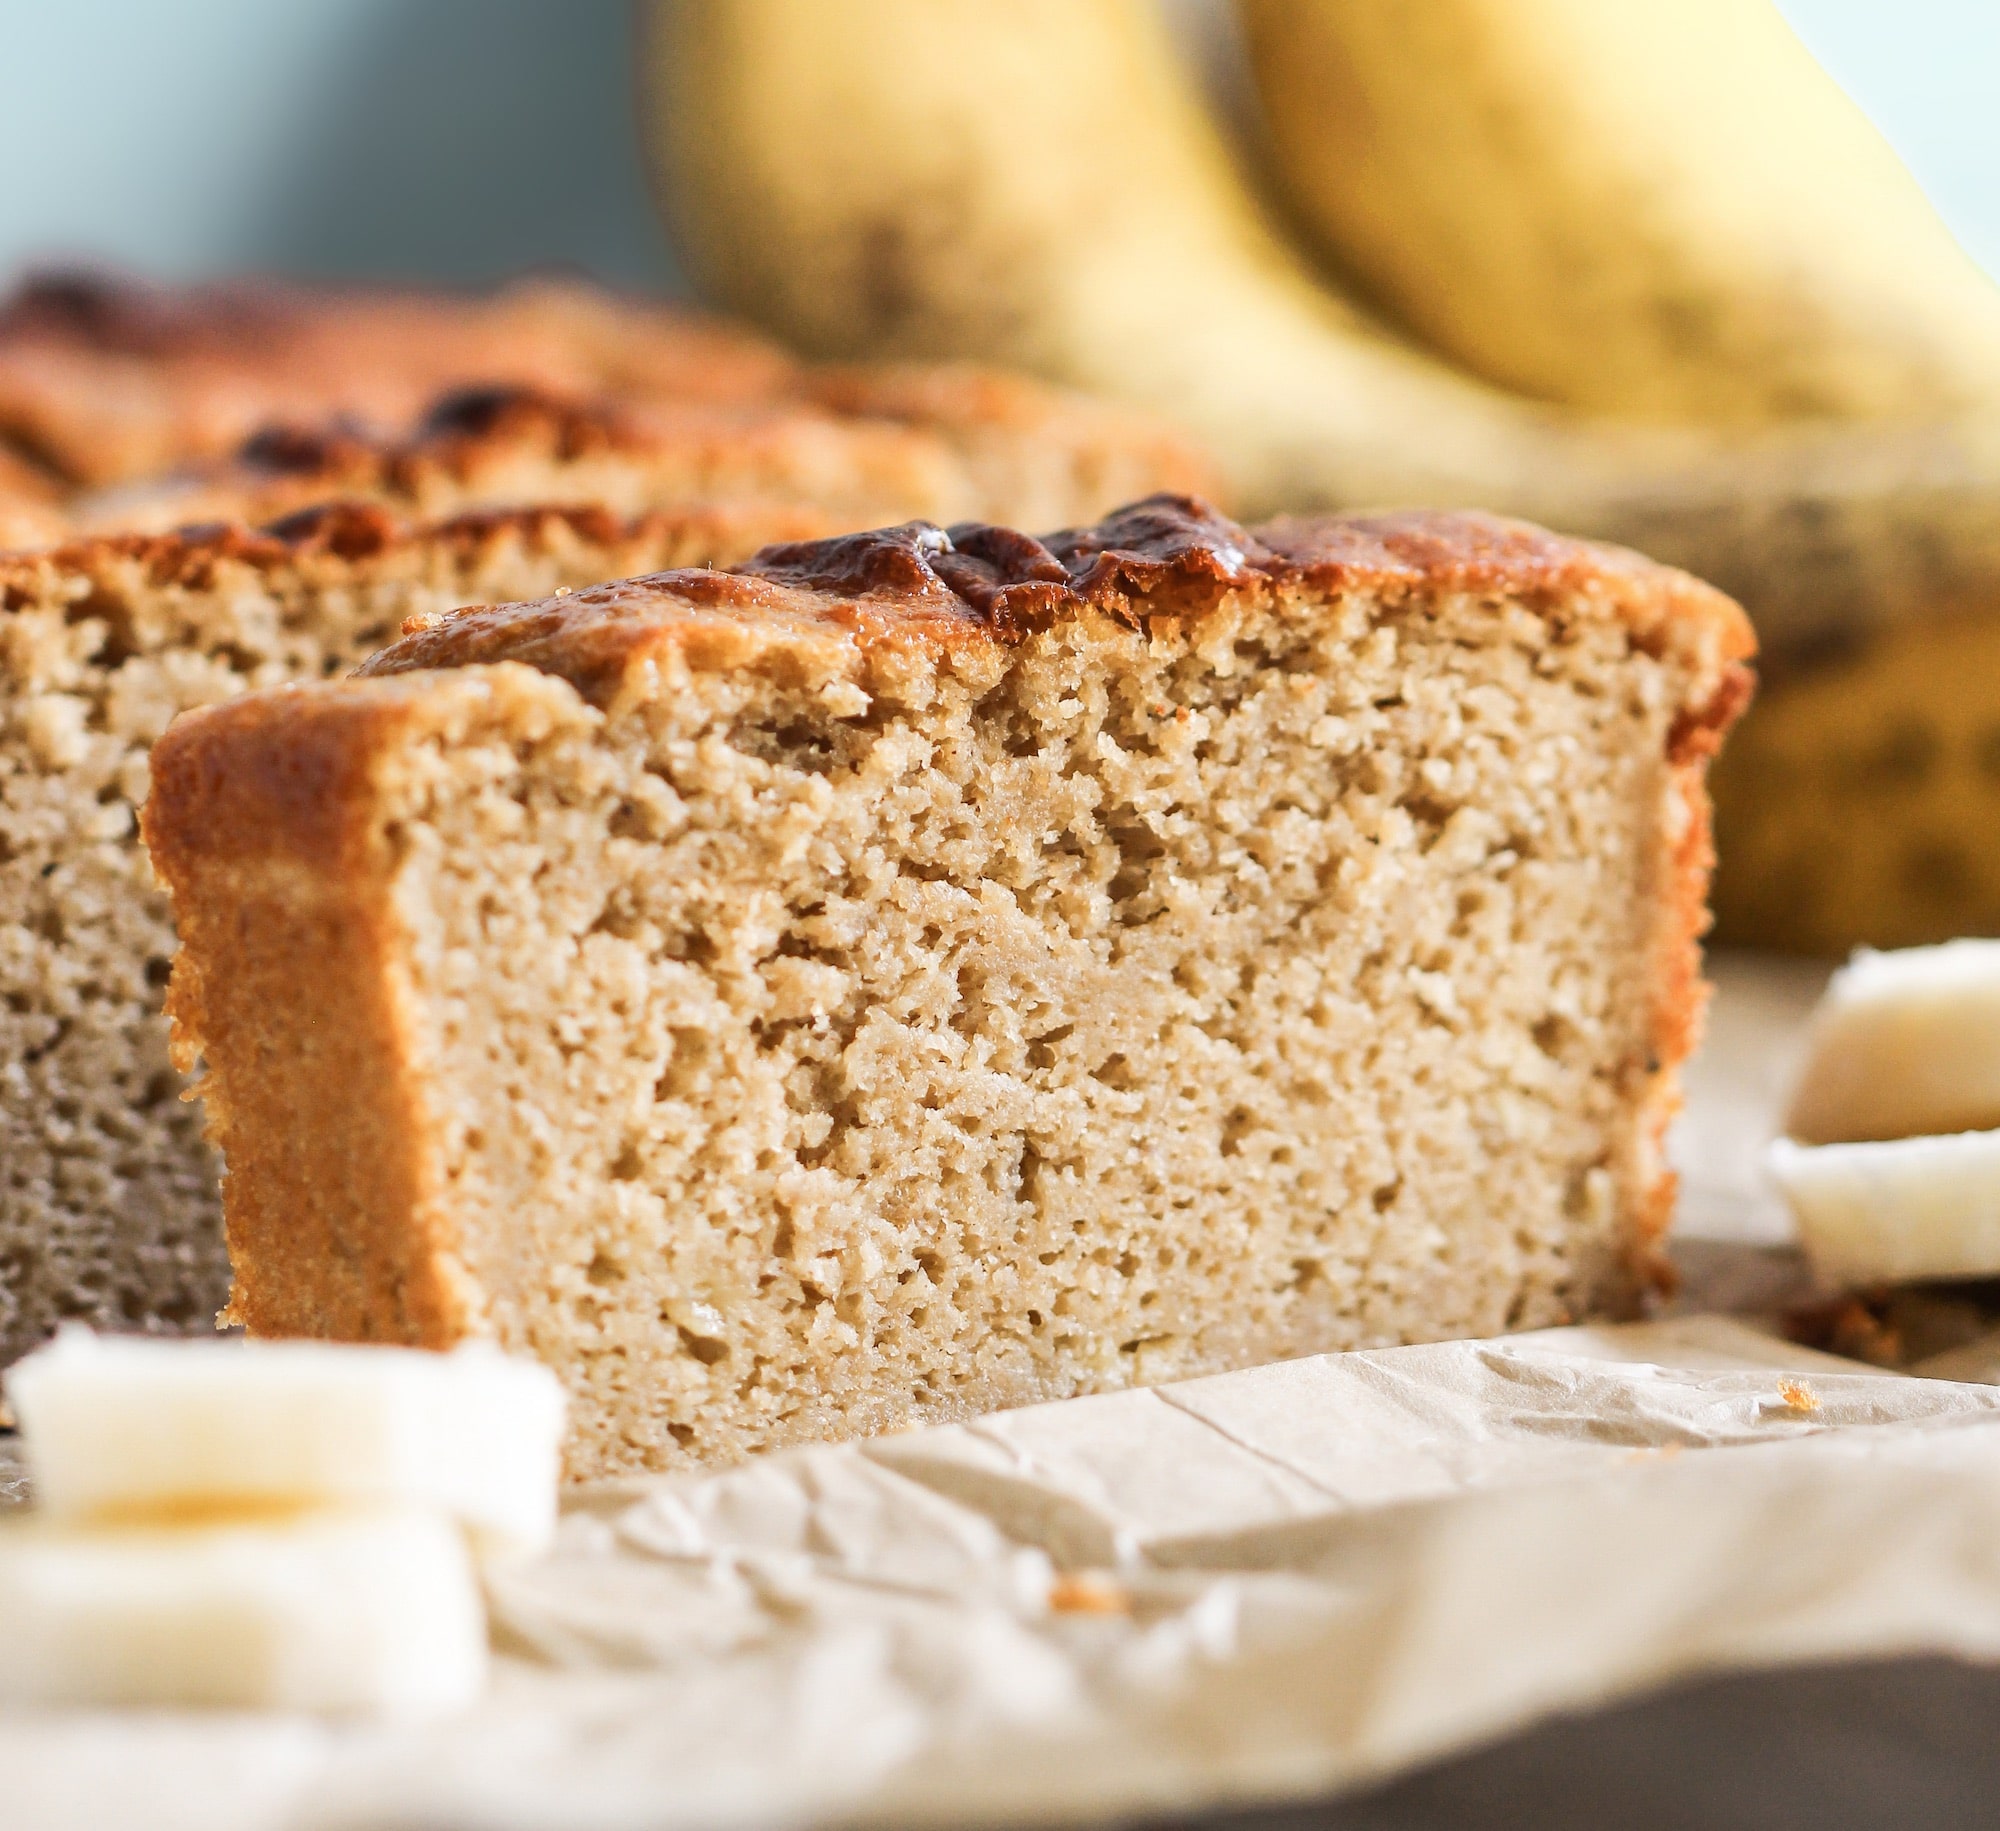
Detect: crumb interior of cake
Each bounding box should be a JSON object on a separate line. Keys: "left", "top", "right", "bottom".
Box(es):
{"left": 381, "top": 585, "right": 1688, "bottom": 1473}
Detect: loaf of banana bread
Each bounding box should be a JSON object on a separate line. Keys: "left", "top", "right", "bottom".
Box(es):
{"left": 143, "top": 497, "right": 1752, "bottom": 1475}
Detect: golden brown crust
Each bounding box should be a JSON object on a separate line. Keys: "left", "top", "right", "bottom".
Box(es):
{"left": 797, "top": 360, "right": 1221, "bottom": 491}
{"left": 144, "top": 677, "right": 433, "bottom": 879}
{"left": 2, "top": 272, "right": 1220, "bottom": 540}
{"left": 0, "top": 271, "right": 796, "bottom": 489}
{"left": 146, "top": 680, "right": 496, "bottom": 1344}
{"left": 359, "top": 495, "right": 1755, "bottom": 697}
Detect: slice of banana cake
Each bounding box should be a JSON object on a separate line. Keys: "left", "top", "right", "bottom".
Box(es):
{"left": 142, "top": 497, "right": 1753, "bottom": 1476}
{"left": 0, "top": 497, "right": 839, "bottom": 1366}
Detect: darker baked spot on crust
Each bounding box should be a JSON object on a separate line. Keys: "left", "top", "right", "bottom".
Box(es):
{"left": 739, "top": 494, "right": 1262, "bottom": 622}
{"left": 0, "top": 269, "right": 295, "bottom": 357}
{"left": 411, "top": 384, "right": 636, "bottom": 460}
{"left": 749, "top": 521, "right": 968, "bottom": 606}
{"left": 730, "top": 493, "right": 1269, "bottom": 634}
{"left": 1041, "top": 494, "right": 1274, "bottom": 601}
{"left": 420, "top": 384, "right": 549, "bottom": 440}
{"left": 239, "top": 424, "right": 360, "bottom": 477}
{"left": 261, "top": 501, "right": 402, "bottom": 561}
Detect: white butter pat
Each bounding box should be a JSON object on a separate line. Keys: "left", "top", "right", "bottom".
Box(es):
{"left": 1768, "top": 1129, "right": 2000, "bottom": 1285}
{"left": 6, "top": 1332, "right": 564, "bottom": 1562}
{"left": 1786, "top": 940, "right": 2000, "bottom": 1145}
{"left": 0, "top": 1504, "right": 485, "bottom": 1714}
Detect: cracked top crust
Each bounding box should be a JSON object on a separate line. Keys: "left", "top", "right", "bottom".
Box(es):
{"left": 358, "top": 494, "right": 1757, "bottom": 730}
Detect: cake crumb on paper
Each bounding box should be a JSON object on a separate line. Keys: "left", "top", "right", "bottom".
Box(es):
{"left": 1047, "top": 1572, "right": 1132, "bottom": 1616}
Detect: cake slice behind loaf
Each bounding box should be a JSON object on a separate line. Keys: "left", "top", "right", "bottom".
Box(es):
{"left": 143, "top": 498, "right": 1753, "bottom": 1477}
{"left": 5, "top": 272, "right": 1217, "bottom": 549}
{"left": 84, "top": 368, "right": 1221, "bottom": 542}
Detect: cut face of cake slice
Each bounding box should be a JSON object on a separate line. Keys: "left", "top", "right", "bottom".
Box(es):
{"left": 142, "top": 497, "right": 1754, "bottom": 1477}
{"left": 0, "top": 498, "right": 840, "bottom": 1366}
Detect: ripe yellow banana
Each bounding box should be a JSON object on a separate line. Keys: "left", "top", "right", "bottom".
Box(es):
{"left": 642, "top": 0, "right": 2000, "bottom": 952}
{"left": 1238, "top": 0, "right": 2000, "bottom": 426}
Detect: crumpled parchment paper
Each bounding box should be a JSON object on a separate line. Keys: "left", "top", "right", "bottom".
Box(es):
{"left": 12, "top": 1315, "right": 2000, "bottom": 1831}
{"left": 12, "top": 954, "right": 2000, "bottom": 1831}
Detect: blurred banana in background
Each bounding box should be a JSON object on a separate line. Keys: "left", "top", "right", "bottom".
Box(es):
{"left": 1240, "top": 0, "right": 2000, "bottom": 426}
{"left": 641, "top": 0, "right": 2000, "bottom": 955}
{"left": 649, "top": 0, "right": 1633, "bottom": 513}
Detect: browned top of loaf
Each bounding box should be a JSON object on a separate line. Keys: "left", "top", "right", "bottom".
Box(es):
{"left": 360, "top": 494, "right": 1757, "bottom": 717}
{"left": 0, "top": 270, "right": 797, "bottom": 489}
{"left": 0, "top": 495, "right": 843, "bottom": 605}
{"left": 108, "top": 366, "right": 1222, "bottom": 534}
{"left": 210, "top": 384, "right": 941, "bottom": 500}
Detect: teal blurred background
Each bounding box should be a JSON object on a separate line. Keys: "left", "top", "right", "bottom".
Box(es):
{"left": 0, "top": 0, "right": 1995, "bottom": 293}
{"left": 0, "top": 0, "right": 682, "bottom": 289}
